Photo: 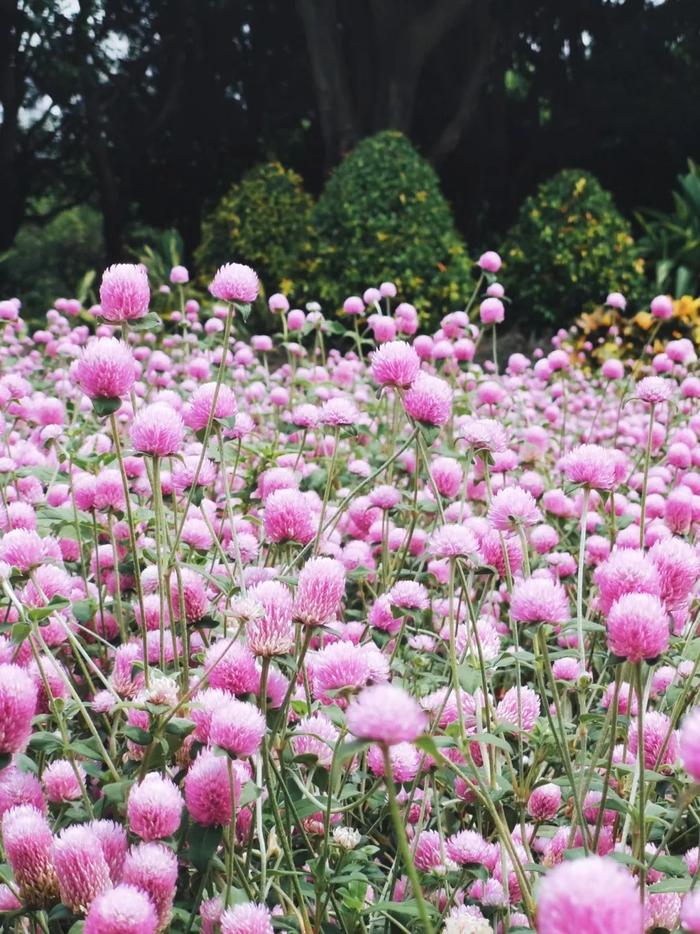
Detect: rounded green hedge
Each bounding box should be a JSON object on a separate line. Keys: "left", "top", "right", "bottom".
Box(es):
{"left": 194, "top": 161, "right": 315, "bottom": 297}
{"left": 503, "top": 169, "right": 645, "bottom": 328}
{"left": 310, "top": 131, "right": 472, "bottom": 321}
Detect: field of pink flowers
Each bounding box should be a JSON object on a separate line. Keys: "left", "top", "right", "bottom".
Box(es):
{"left": 0, "top": 253, "right": 700, "bottom": 934}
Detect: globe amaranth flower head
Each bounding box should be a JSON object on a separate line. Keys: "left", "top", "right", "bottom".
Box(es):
{"left": 636, "top": 375, "right": 674, "bottom": 405}
{"left": 458, "top": 416, "right": 508, "bottom": 454}
{"left": 220, "top": 901, "right": 274, "bottom": 934}
{"left": 186, "top": 381, "right": 237, "bottom": 432}
{"left": 559, "top": 443, "right": 618, "bottom": 490}
{"left": 74, "top": 337, "right": 136, "bottom": 400}
{"left": 606, "top": 592, "right": 669, "bottom": 662}
{"left": 370, "top": 340, "right": 420, "bottom": 388}
{"left": 536, "top": 855, "right": 642, "bottom": 934}
{"left": 208, "top": 262, "right": 260, "bottom": 303}
{"left": 127, "top": 772, "right": 184, "bottom": 841}
{"left": 510, "top": 575, "right": 570, "bottom": 626}
{"left": 346, "top": 683, "right": 428, "bottom": 745}
{"left": 488, "top": 485, "right": 541, "bottom": 531}
{"left": 293, "top": 556, "right": 346, "bottom": 626}
{"left": 84, "top": 883, "right": 158, "bottom": 934}
{"left": 680, "top": 706, "right": 700, "bottom": 783}
{"left": 130, "top": 402, "right": 185, "bottom": 457}
{"left": 403, "top": 372, "right": 452, "bottom": 427}
{"left": 99, "top": 263, "right": 150, "bottom": 322}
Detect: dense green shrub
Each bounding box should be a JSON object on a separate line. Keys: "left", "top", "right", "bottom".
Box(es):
{"left": 637, "top": 159, "right": 700, "bottom": 297}
{"left": 194, "top": 161, "right": 315, "bottom": 296}
{"left": 310, "top": 131, "right": 472, "bottom": 320}
{"left": 503, "top": 169, "right": 645, "bottom": 327}
{"left": 0, "top": 205, "right": 104, "bottom": 320}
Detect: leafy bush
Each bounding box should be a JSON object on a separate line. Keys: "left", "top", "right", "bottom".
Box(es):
{"left": 504, "top": 169, "right": 645, "bottom": 327}
{"left": 637, "top": 159, "right": 700, "bottom": 297}
{"left": 0, "top": 204, "right": 104, "bottom": 319}
{"left": 310, "top": 131, "right": 472, "bottom": 321}
{"left": 194, "top": 161, "right": 315, "bottom": 297}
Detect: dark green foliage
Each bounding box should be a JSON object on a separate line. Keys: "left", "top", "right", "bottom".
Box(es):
{"left": 194, "top": 162, "right": 316, "bottom": 297}
{"left": 310, "top": 131, "right": 473, "bottom": 322}
{"left": 503, "top": 169, "right": 645, "bottom": 328}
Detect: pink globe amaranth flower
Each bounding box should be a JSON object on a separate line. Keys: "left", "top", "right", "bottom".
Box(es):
{"left": 370, "top": 340, "right": 420, "bottom": 388}
{"left": 527, "top": 783, "right": 562, "bottom": 821}
{"left": 89, "top": 819, "right": 127, "bottom": 882}
{"left": 201, "top": 895, "right": 223, "bottom": 934}
{"left": 2, "top": 804, "right": 58, "bottom": 906}
{"left": 488, "top": 485, "right": 541, "bottom": 531}
{"left": 221, "top": 901, "right": 274, "bottom": 934}
{"left": 601, "top": 357, "right": 624, "bottom": 379}
{"left": 130, "top": 402, "right": 184, "bottom": 456}
{"left": 0, "top": 766, "right": 45, "bottom": 818}
{"left": 320, "top": 396, "right": 360, "bottom": 426}
{"left": 99, "top": 264, "right": 150, "bottom": 322}
{"left": 310, "top": 641, "right": 379, "bottom": 705}
{"left": 536, "top": 855, "right": 642, "bottom": 934}
{"left": 459, "top": 416, "right": 508, "bottom": 454}
{"left": 210, "top": 698, "right": 266, "bottom": 757}
{"left": 85, "top": 883, "right": 158, "bottom": 934}
{"left": 650, "top": 294, "right": 673, "bottom": 319}
{"left": 510, "top": 576, "right": 570, "bottom": 625}
{"left": 428, "top": 523, "right": 479, "bottom": 560}
{"left": 42, "top": 759, "right": 85, "bottom": 803}
{"left": 649, "top": 536, "right": 700, "bottom": 612}
{"left": 203, "top": 639, "right": 258, "bottom": 696}
{"left": 594, "top": 549, "right": 661, "bottom": 615}
{"left": 187, "top": 381, "right": 237, "bottom": 431}
{"left": 346, "top": 684, "right": 428, "bottom": 745}
{"left": 430, "top": 456, "right": 463, "bottom": 498}
{"left": 289, "top": 714, "right": 340, "bottom": 769}
{"left": 0, "top": 663, "right": 38, "bottom": 753}
{"left": 560, "top": 443, "right": 617, "bottom": 490}
{"left": 637, "top": 375, "right": 674, "bottom": 404}
{"left": 74, "top": 337, "right": 136, "bottom": 399}
{"left": 478, "top": 250, "right": 502, "bottom": 273}
{"left": 127, "top": 773, "right": 184, "bottom": 841}
{"left": 606, "top": 592, "right": 669, "bottom": 661}
{"left": 293, "top": 556, "right": 346, "bottom": 626}
{"left": 629, "top": 710, "right": 679, "bottom": 770}
{"left": 386, "top": 580, "right": 429, "bottom": 611}
{"left": 496, "top": 684, "right": 540, "bottom": 732}
{"left": 121, "top": 842, "right": 177, "bottom": 931}
{"left": 367, "top": 743, "right": 421, "bottom": 784}
{"left": 53, "top": 824, "right": 111, "bottom": 913}
{"left": 403, "top": 372, "right": 452, "bottom": 427}
{"left": 246, "top": 580, "right": 294, "bottom": 656}
{"left": 606, "top": 291, "right": 627, "bottom": 310}
{"left": 445, "top": 829, "right": 491, "bottom": 866}
{"left": 185, "top": 749, "right": 240, "bottom": 826}
{"left": 479, "top": 297, "right": 505, "bottom": 325}
{"left": 264, "top": 488, "right": 316, "bottom": 545}
{"left": 170, "top": 264, "right": 189, "bottom": 284}
{"left": 170, "top": 567, "right": 208, "bottom": 623}
{"left": 208, "top": 262, "right": 259, "bottom": 303}
{"left": 343, "top": 295, "right": 364, "bottom": 315}
{"left": 682, "top": 888, "right": 700, "bottom": 933}
{"left": 680, "top": 707, "right": 700, "bottom": 782}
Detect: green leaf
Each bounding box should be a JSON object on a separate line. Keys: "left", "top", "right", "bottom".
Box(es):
{"left": 164, "top": 718, "right": 196, "bottom": 738}
{"left": 72, "top": 598, "right": 97, "bottom": 623}
{"left": 28, "top": 596, "right": 71, "bottom": 621}
{"left": 234, "top": 302, "right": 252, "bottom": 322}
{"left": 649, "top": 876, "right": 693, "bottom": 894}
{"left": 11, "top": 621, "right": 31, "bottom": 644}
{"left": 124, "top": 726, "right": 153, "bottom": 746}
{"left": 101, "top": 780, "right": 132, "bottom": 804}
{"left": 91, "top": 396, "right": 123, "bottom": 417}
{"left": 187, "top": 823, "right": 223, "bottom": 872}
{"left": 129, "top": 312, "right": 162, "bottom": 332}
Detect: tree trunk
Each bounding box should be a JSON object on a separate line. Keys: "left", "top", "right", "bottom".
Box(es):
{"left": 0, "top": 0, "right": 25, "bottom": 251}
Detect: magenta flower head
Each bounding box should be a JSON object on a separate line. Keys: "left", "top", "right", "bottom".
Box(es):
{"left": 343, "top": 295, "right": 365, "bottom": 316}
{"left": 203, "top": 639, "right": 258, "bottom": 696}
{"left": 651, "top": 294, "right": 673, "bottom": 319}
{"left": 185, "top": 749, "right": 240, "bottom": 827}
{"left": 89, "top": 819, "right": 127, "bottom": 882}
{"left": 263, "top": 488, "right": 316, "bottom": 545}
{"left": 560, "top": 443, "right": 616, "bottom": 490}
{"left": 510, "top": 576, "right": 570, "bottom": 625}
{"left": 346, "top": 684, "right": 428, "bottom": 745}
{"left": 127, "top": 772, "right": 184, "bottom": 841}
{"left": 680, "top": 707, "right": 700, "bottom": 783}
{"left": 221, "top": 901, "right": 274, "bottom": 934}
{"left": 682, "top": 888, "right": 700, "bottom": 933}
{"left": 479, "top": 297, "right": 505, "bottom": 325}
{"left": 245, "top": 581, "right": 294, "bottom": 656}
{"left": 606, "top": 291, "right": 626, "bottom": 310}
{"left": 130, "top": 402, "right": 185, "bottom": 457}
{"left": 210, "top": 699, "right": 266, "bottom": 757}
{"left": 478, "top": 251, "right": 502, "bottom": 273}
{"left": 2, "top": 804, "right": 58, "bottom": 906}
{"left": 403, "top": 373, "right": 452, "bottom": 427}
{"left": 0, "top": 663, "right": 38, "bottom": 754}
{"left": 594, "top": 549, "right": 661, "bottom": 615}
{"left": 370, "top": 340, "right": 420, "bottom": 388}
{"left": 536, "top": 856, "right": 642, "bottom": 934}
{"left": 606, "top": 592, "right": 669, "bottom": 662}
{"left": 488, "top": 486, "right": 541, "bottom": 531}
{"left": 85, "top": 883, "right": 158, "bottom": 934}
{"left": 53, "top": 824, "right": 111, "bottom": 913}
{"left": 187, "top": 381, "right": 237, "bottom": 431}
{"left": 74, "top": 337, "right": 136, "bottom": 401}
{"left": 121, "top": 842, "right": 178, "bottom": 930}
{"left": 208, "top": 262, "right": 259, "bottom": 303}
{"left": 637, "top": 375, "right": 674, "bottom": 405}
{"left": 99, "top": 264, "right": 150, "bottom": 322}
{"left": 293, "top": 557, "right": 346, "bottom": 626}
{"left": 527, "top": 783, "right": 562, "bottom": 821}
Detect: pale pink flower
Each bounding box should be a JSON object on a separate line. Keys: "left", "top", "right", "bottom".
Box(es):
{"left": 649, "top": 536, "right": 700, "bottom": 612}
{"left": 496, "top": 685, "right": 540, "bottom": 732}
{"left": 293, "top": 557, "right": 346, "bottom": 625}
{"left": 528, "top": 783, "right": 562, "bottom": 821}
{"left": 209, "top": 262, "right": 259, "bottom": 303}
{"left": 403, "top": 373, "right": 452, "bottom": 426}
{"left": 488, "top": 486, "right": 541, "bottom": 530}
{"left": 264, "top": 488, "right": 316, "bottom": 545}
{"left": 637, "top": 375, "right": 674, "bottom": 404}
{"left": 680, "top": 707, "right": 700, "bottom": 782}
{"left": 204, "top": 639, "right": 258, "bottom": 696}
{"left": 428, "top": 523, "right": 479, "bottom": 559}
{"left": 42, "top": 759, "right": 85, "bottom": 803}
{"left": 185, "top": 749, "right": 240, "bottom": 827}
{"left": 2, "top": 804, "right": 58, "bottom": 906}
{"left": 510, "top": 576, "right": 570, "bottom": 625}
{"left": 99, "top": 263, "right": 150, "bottom": 322}
{"left": 127, "top": 772, "right": 184, "bottom": 841}
{"left": 186, "top": 381, "right": 237, "bottom": 431}
{"left": 370, "top": 340, "right": 420, "bottom": 388}
{"left": 74, "top": 337, "right": 136, "bottom": 399}
{"left": 220, "top": 902, "right": 274, "bottom": 934}
{"left": 291, "top": 713, "right": 340, "bottom": 768}
{"left": 210, "top": 699, "right": 266, "bottom": 757}
{"left": 89, "top": 819, "right": 127, "bottom": 882}
{"left": 53, "top": 824, "right": 111, "bottom": 913}
{"left": 130, "top": 402, "right": 184, "bottom": 456}
{"left": 121, "top": 842, "right": 178, "bottom": 931}
{"left": 246, "top": 580, "right": 294, "bottom": 656}
{"left": 594, "top": 549, "right": 661, "bottom": 615}
{"left": 560, "top": 443, "right": 617, "bottom": 490}
{"left": 320, "top": 397, "right": 360, "bottom": 426}
{"left": 346, "top": 684, "right": 427, "bottom": 745}
{"left": 85, "top": 883, "right": 158, "bottom": 934}
{"left": 446, "top": 829, "right": 491, "bottom": 866}
{"left": 629, "top": 710, "right": 679, "bottom": 769}
{"left": 0, "top": 663, "right": 38, "bottom": 753}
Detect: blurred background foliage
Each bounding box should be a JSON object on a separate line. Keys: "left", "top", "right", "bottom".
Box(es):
{"left": 3, "top": 0, "right": 700, "bottom": 328}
